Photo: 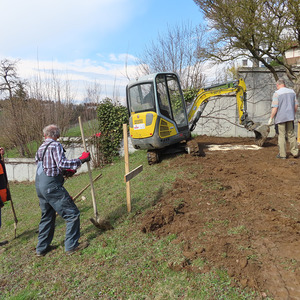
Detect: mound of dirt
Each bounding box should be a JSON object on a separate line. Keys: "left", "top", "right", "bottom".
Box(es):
{"left": 140, "top": 135, "right": 300, "bottom": 299}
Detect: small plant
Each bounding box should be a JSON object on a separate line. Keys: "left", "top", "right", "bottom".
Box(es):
{"left": 228, "top": 225, "right": 247, "bottom": 235}
{"left": 205, "top": 219, "right": 229, "bottom": 229}
{"left": 237, "top": 245, "right": 252, "bottom": 252}
{"left": 247, "top": 254, "right": 258, "bottom": 261}
{"left": 201, "top": 179, "right": 226, "bottom": 190}
{"left": 280, "top": 258, "right": 298, "bottom": 271}
{"left": 192, "top": 257, "right": 207, "bottom": 268}
{"left": 166, "top": 233, "right": 178, "bottom": 242}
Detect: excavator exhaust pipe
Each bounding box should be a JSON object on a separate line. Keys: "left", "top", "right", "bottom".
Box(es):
{"left": 252, "top": 124, "right": 270, "bottom": 147}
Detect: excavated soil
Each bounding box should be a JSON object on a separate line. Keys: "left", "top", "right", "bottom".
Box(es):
{"left": 140, "top": 135, "right": 300, "bottom": 299}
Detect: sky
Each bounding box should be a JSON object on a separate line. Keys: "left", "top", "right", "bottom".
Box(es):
{"left": 0, "top": 0, "right": 205, "bottom": 103}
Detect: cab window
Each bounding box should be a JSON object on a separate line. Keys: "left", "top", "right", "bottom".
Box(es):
{"left": 156, "top": 74, "right": 188, "bottom": 128}
{"left": 156, "top": 76, "right": 172, "bottom": 119}
{"left": 128, "top": 83, "right": 155, "bottom": 113}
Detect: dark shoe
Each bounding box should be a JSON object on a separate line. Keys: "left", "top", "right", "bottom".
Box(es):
{"left": 66, "top": 242, "right": 89, "bottom": 255}
{"left": 36, "top": 245, "right": 57, "bottom": 257}
{"left": 276, "top": 154, "right": 286, "bottom": 159}
{"left": 293, "top": 155, "right": 299, "bottom": 158}
{"left": 0, "top": 240, "right": 8, "bottom": 247}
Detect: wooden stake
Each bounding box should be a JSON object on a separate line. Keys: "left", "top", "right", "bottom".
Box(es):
{"left": 123, "top": 124, "right": 131, "bottom": 212}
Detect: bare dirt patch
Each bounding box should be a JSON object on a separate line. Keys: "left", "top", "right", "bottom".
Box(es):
{"left": 140, "top": 135, "right": 300, "bottom": 299}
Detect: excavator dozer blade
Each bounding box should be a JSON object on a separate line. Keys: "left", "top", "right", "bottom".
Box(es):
{"left": 252, "top": 124, "right": 270, "bottom": 147}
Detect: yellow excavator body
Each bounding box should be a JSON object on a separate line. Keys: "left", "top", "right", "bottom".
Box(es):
{"left": 130, "top": 112, "right": 178, "bottom": 140}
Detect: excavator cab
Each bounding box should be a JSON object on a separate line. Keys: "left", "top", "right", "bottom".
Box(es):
{"left": 126, "top": 73, "right": 191, "bottom": 155}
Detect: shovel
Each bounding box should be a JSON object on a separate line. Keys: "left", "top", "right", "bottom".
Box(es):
{"left": 78, "top": 117, "right": 113, "bottom": 230}
{"left": 8, "top": 188, "right": 18, "bottom": 239}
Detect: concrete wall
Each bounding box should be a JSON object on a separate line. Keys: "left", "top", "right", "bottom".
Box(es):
{"left": 5, "top": 158, "right": 37, "bottom": 183}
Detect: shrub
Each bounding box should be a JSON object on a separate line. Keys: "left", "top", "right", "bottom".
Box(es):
{"left": 95, "top": 98, "right": 128, "bottom": 166}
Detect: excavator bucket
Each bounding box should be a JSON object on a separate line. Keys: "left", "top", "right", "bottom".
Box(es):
{"left": 252, "top": 124, "right": 270, "bottom": 147}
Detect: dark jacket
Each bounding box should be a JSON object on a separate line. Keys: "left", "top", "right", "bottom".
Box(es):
{"left": 0, "top": 158, "right": 11, "bottom": 207}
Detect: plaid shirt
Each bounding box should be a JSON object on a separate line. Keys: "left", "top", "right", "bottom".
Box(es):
{"left": 35, "top": 138, "right": 82, "bottom": 177}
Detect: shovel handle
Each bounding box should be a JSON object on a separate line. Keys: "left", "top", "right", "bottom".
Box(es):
{"left": 78, "top": 116, "right": 98, "bottom": 218}
{"left": 73, "top": 173, "right": 102, "bottom": 201}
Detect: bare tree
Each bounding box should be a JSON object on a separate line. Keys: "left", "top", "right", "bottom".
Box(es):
{"left": 0, "top": 59, "right": 20, "bottom": 100}
{"left": 80, "top": 80, "right": 100, "bottom": 121}
{"left": 29, "top": 67, "right": 76, "bottom": 135}
{"left": 0, "top": 59, "right": 34, "bottom": 156}
{"left": 0, "top": 59, "right": 79, "bottom": 157}
{"left": 137, "top": 22, "right": 207, "bottom": 90}
{"left": 193, "top": 0, "right": 300, "bottom": 93}
{"left": 85, "top": 80, "right": 102, "bottom": 103}
{"left": 0, "top": 95, "right": 48, "bottom": 156}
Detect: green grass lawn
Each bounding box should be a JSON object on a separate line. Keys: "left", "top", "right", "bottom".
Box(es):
{"left": 64, "top": 119, "right": 99, "bottom": 137}
{"left": 0, "top": 150, "right": 258, "bottom": 299}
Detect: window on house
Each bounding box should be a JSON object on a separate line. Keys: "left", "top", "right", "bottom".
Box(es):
{"left": 242, "top": 59, "right": 248, "bottom": 66}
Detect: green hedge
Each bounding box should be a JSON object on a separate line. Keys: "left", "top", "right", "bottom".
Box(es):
{"left": 95, "top": 98, "right": 129, "bottom": 165}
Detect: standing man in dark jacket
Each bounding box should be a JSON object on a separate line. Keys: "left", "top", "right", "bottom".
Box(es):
{"left": 0, "top": 147, "right": 10, "bottom": 247}
{"left": 269, "top": 78, "right": 299, "bottom": 159}
{"left": 35, "top": 124, "right": 91, "bottom": 256}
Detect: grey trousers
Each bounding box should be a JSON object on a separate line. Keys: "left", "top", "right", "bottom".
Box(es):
{"left": 277, "top": 121, "right": 299, "bottom": 158}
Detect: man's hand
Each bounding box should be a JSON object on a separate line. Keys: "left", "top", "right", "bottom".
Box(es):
{"left": 268, "top": 118, "right": 274, "bottom": 126}
{"left": 79, "top": 152, "right": 91, "bottom": 164}
{"left": 63, "top": 169, "right": 76, "bottom": 178}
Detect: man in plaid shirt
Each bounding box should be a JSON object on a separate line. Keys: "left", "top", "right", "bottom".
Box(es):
{"left": 35, "top": 124, "right": 90, "bottom": 256}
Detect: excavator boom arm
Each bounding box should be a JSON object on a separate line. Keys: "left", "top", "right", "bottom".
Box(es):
{"left": 187, "top": 78, "right": 253, "bottom": 132}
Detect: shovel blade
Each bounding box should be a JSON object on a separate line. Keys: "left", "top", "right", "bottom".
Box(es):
{"left": 90, "top": 217, "right": 114, "bottom": 231}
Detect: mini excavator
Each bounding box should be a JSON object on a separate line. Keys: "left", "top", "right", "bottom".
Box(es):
{"left": 126, "top": 72, "right": 269, "bottom": 164}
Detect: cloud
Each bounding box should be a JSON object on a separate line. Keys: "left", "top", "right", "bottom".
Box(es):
{"left": 0, "top": 0, "right": 148, "bottom": 59}
{"left": 0, "top": 0, "right": 149, "bottom": 103}
{"left": 14, "top": 55, "right": 140, "bottom": 103}
{"left": 109, "top": 53, "right": 137, "bottom": 62}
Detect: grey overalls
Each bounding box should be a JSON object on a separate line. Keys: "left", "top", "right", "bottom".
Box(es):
{"left": 35, "top": 141, "right": 80, "bottom": 253}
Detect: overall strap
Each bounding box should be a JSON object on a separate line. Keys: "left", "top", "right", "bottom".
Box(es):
{"left": 40, "top": 141, "right": 54, "bottom": 162}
